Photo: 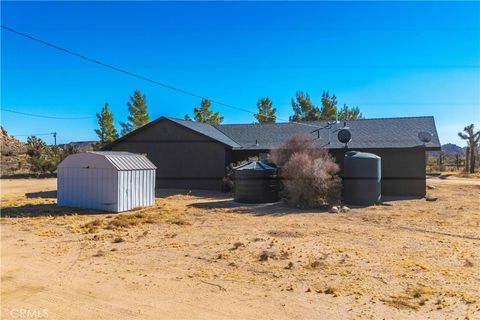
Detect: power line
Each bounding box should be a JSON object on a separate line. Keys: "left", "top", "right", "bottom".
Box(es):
{"left": 1, "top": 108, "right": 94, "bottom": 120}
{"left": 1, "top": 26, "right": 257, "bottom": 116}
{"left": 10, "top": 133, "right": 53, "bottom": 136}
{"left": 2, "top": 25, "right": 322, "bottom": 128}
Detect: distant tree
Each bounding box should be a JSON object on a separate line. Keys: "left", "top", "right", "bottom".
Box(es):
{"left": 193, "top": 98, "right": 224, "bottom": 125}
{"left": 184, "top": 114, "right": 192, "bottom": 121}
{"left": 94, "top": 102, "right": 119, "bottom": 149}
{"left": 26, "top": 136, "right": 69, "bottom": 174}
{"left": 120, "top": 90, "right": 150, "bottom": 135}
{"left": 62, "top": 144, "right": 79, "bottom": 157}
{"left": 337, "top": 104, "right": 363, "bottom": 121}
{"left": 289, "top": 91, "right": 321, "bottom": 122}
{"left": 458, "top": 124, "right": 480, "bottom": 173}
{"left": 26, "top": 136, "right": 48, "bottom": 157}
{"left": 255, "top": 97, "right": 276, "bottom": 124}
{"left": 319, "top": 91, "right": 337, "bottom": 121}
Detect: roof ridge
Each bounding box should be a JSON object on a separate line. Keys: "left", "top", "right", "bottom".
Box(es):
{"left": 165, "top": 117, "right": 241, "bottom": 148}
{"left": 216, "top": 116, "right": 434, "bottom": 127}
{"left": 212, "top": 125, "right": 243, "bottom": 146}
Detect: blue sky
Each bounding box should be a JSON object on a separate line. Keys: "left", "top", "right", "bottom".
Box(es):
{"left": 1, "top": 1, "right": 479, "bottom": 145}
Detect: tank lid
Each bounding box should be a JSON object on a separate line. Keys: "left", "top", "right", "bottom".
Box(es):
{"left": 234, "top": 161, "right": 276, "bottom": 171}
{"left": 345, "top": 151, "right": 380, "bottom": 159}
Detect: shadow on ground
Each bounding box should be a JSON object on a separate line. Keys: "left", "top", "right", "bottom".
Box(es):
{"left": 1, "top": 203, "right": 102, "bottom": 218}
{"left": 188, "top": 200, "right": 331, "bottom": 216}
{"left": 25, "top": 190, "right": 57, "bottom": 199}
{"left": 380, "top": 195, "right": 422, "bottom": 203}
{"left": 155, "top": 188, "right": 232, "bottom": 200}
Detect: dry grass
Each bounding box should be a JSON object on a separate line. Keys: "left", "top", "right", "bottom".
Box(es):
{"left": 74, "top": 201, "right": 187, "bottom": 233}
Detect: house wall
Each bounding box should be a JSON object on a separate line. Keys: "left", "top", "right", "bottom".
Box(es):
{"left": 330, "top": 148, "right": 426, "bottom": 197}
{"left": 107, "top": 119, "right": 228, "bottom": 190}
{"left": 232, "top": 148, "right": 427, "bottom": 197}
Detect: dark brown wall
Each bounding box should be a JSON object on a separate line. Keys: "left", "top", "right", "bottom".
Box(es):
{"left": 108, "top": 119, "right": 228, "bottom": 190}
{"left": 330, "top": 148, "right": 426, "bottom": 197}
{"left": 234, "top": 148, "right": 427, "bottom": 197}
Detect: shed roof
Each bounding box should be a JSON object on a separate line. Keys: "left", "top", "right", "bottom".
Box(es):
{"left": 58, "top": 151, "right": 156, "bottom": 170}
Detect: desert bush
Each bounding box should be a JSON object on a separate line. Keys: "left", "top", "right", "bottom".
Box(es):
{"left": 272, "top": 134, "right": 341, "bottom": 208}
{"left": 27, "top": 137, "right": 78, "bottom": 174}
{"left": 26, "top": 136, "right": 48, "bottom": 157}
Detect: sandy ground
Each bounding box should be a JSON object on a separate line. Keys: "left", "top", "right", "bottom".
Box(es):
{"left": 1, "top": 178, "right": 479, "bottom": 320}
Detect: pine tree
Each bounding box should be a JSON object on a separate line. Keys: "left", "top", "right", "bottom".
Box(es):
{"left": 319, "top": 91, "right": 337, "bottom": 121}
{"left": 193, "top": 98, "right": 224, "bottom": 125}
{"left": 289, "top": 91, "right": 321, "bottom": 122}
{"left": 120, "top": 90, "right": 150, "bottom": 135}
{"left": 94, "top": 102, "right": 119, "bottom": 149}
{"left": 255, "top": 97, "right": 276, "bottom": 123}
{"left": 338, "top": 104, "right": 363, "bottom": 121}
{"left": 458, "top": 124, "right": 480, "bottom": 173}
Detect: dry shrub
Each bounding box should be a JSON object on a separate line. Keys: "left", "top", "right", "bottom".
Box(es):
{"left": 272, "top": 134, "right": 341, "bottom": 207}
{"left": 82, "top": 218, "right": 104, "bottom": 233}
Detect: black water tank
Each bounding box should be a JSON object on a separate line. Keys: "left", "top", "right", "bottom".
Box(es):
{"left": 234, "top": 161, "right": 279, "bottom": 203}
{"left": 343, "top": 151, "right": 381, "bottom": 205}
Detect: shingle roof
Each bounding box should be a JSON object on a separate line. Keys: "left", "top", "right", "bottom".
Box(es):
{"left": 166, "top": 118, "right": 241, "bottom": 148}
{"left": 214, "top": 116, "right": 441, "bottom": 150}
{"left": 103, "top": 116, "right": 441, "bottom": 151}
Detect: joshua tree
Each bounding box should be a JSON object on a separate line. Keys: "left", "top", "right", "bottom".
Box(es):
{"left": 458, "top": 124, "right": 480, "bottom": 173}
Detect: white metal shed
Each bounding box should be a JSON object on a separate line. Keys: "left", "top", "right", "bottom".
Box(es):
{"left": 57, "top": 151, "right": 156, "bottom": 212}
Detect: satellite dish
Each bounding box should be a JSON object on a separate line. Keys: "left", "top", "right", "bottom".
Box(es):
{"left": 338, "top": 128, "right": 352, "bottom": 144}
{"left": 418, "top": 131, "right": 432, "bottom": 143}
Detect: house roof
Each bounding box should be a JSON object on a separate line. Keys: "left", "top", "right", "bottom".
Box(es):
{"left": 166, "top": 117, "right": 241, "bottom": 148}
{"left": 215, "top": 116, "right": 441, "bottom": 150}
{"left": 104, "top": 116, "right": 441, "bottom": 151}
{"left": 59, "top": 151, "right": 157, "bottom": 170}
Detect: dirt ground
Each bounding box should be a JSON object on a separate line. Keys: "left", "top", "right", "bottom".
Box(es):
{"left": 1, "top": 178, "right": 479, "bottom": 320}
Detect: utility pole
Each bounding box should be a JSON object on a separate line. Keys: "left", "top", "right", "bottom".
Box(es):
{"left": 52, "top": 132, "right": 57, "bottom": 146}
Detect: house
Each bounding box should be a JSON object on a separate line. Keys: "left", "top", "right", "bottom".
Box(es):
{"left": 102, "top": 116, "right": 441, "bottom": 196}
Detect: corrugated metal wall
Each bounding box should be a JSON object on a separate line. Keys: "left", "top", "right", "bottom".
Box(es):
{"left": 117, "top": 169, "right": 156, "bottom": 212}
{"left": 58, "top": 168, "right": 156, "bottom": 212}
{"left": 57, "top": 167, "right": 119, "bottom": 211}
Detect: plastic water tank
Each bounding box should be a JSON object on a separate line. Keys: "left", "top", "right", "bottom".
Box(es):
{"left": 343, "top": 151, "right": 381, "bottom": 205}
{"left": 234, "top": 161, "right": 279, "bottom": 203}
